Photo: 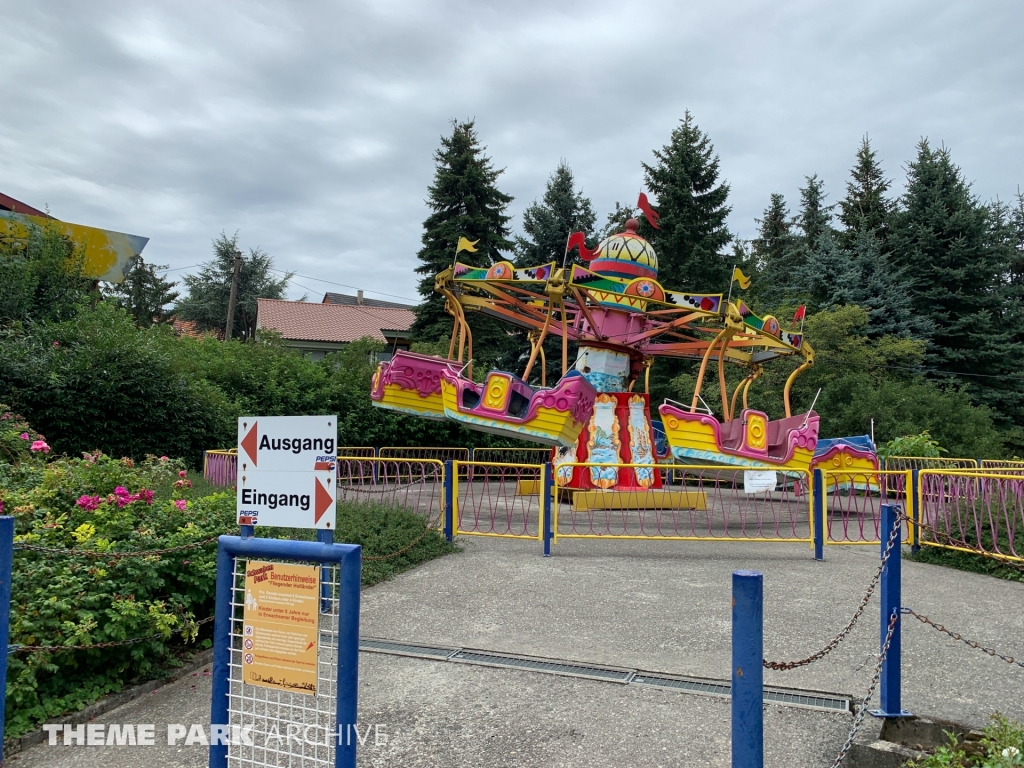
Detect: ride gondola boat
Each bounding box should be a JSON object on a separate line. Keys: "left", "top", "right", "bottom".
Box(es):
{"left": 439, "top": 369, "right": 596, "bottom": 448}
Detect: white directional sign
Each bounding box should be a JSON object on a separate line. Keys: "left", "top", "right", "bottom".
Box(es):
{"left": 237, "top": 415, "right": 337, "bottom": 473}
{"left": 237, "top": 416, "right": 338, "bottom": 529}
{"left": 236, "top": 470, "right": 336, "bottom": 530}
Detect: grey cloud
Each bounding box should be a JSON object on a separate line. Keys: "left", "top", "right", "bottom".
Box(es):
{"left": 2, "top": 0, "right": 1022, "bottom": 303}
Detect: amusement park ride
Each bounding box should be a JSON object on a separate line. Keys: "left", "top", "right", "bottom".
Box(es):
{"left": 371, "top": 194, "right": 878, "bottom": 502}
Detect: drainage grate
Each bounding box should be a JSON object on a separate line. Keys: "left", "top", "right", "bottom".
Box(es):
{"left": 359, "top": 638, "right": 459, "bottom": 660}
{"left": 632, "top": 674, "right": 732, "bottom": 697}
{"left": 763, "top": 689, "right": 851, "bottom": 712}
{"left": 358, "top": 638, "right": 852, "bottom": 713}
{"left": 633, "top": 674, "right": 851, "bottom": 712}
{"left": 450, "top": 650, "right": 634, "bottom": 683}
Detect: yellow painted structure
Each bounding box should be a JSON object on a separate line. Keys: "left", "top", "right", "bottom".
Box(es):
{"left": 660, "top": 412, "right": 816, "bottom": 473}
{"left": 371, "top": 373, "right": 447, "bottom": 420}
{"left": 570, "top": 489, "right": 706, "bottom": 511}
{"left": 440, "top": 378, "right": 586, "bottom": 448}
{"left": 0, "top": 210, "right": 148, "bottom": 283}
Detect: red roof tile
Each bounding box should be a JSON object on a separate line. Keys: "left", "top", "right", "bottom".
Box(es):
{"left": 256, "top": 298, "right": 416, "bottom": 343}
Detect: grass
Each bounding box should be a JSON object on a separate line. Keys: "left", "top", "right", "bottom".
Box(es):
{"left": 255, "top": 500, "right": 459, "bottom": 587}
{"left": 908, "top": 544, "right": 1024, "bottom": 584}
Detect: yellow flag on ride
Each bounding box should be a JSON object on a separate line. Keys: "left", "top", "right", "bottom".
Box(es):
{"left": 732, "top": 267, "right": 752, "bottom": 290}
{"left": 456, "top": 237, "right": 479, "bottom": 254}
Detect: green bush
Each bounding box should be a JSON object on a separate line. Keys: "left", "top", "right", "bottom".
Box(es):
{"left": 0, "top": 304, "right": 233, "bottom": 467}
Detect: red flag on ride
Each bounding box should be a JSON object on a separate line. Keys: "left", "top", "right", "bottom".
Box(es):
{"left": 637, "top": 192, "right": 661, "bottom": 230}
{"left": 567, "top": 231, "right": 598, "bottom": 261}
{"left": 792, "top": 305, "right": 806, "bottom": 327}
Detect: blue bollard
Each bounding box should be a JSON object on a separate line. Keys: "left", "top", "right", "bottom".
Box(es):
{"left": 443, "top": 460, "right": 454, "bottom": 543}
{"left": 0, "top": 516, "right": 14, "bottom": 763}
{"left": 813, "top": 468, "right": 824, "bottom": 561}
{"left": 542, "top": 462, "right": 553, "bottom": 557}
{"left": 870, "top": 503, "right": 911, "bottom": 718}
{"left": 732, "top": 570, "right": 764, "bottom": 768}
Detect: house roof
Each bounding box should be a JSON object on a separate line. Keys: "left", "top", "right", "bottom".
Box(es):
{"left": 322, "top": 291, "right": 415, "bottom": 310}
{"left": 0, "top": 192, "right": 51, "bottom": 219}
{"left": 257, "top": 298, "right": 416, "bottom": 344}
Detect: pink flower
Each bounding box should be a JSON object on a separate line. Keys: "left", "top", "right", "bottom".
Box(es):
{"left": 178, "top": 470, "right": 187, "bottom": 478}
{"left": 114, "top": 486, "right": 130, "bottom": 497}
{"left": 52, "top": 341, "right": 60, "bottom": 348}
{"left": 30, "top": 440, "right": 50, "bottom": 454}
{"left": 159, "top": 456, "right": 169, "bottom": 461}
{"left": 0, "top": 500, "right": 4, "bottom": 514}
{"left": 181, "top": 560, "right": 190, "bottom": 566}
{"left": 76, "top": 495, "right": 101, "bottom": 511}
{"left": 173, "top": 499, "right": 187, "bottom": 512}
{"left": 138, "top": 489, "right": 154, "bottom": 504}
{"left": 19, "top": 433, "right": 29, "bottom": 440}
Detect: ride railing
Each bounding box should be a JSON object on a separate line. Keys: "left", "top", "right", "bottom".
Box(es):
{"left": 379, "top": 447, "right": 472, "bottom": 478}
{"left": 336, "top": 446, "right": 376, "bottom": 458}
{"left": 979, "top": 459, "right": 1024, "bottom": 475}
{"left": 472, "top": 447, "right": 552, "bottom": 466}
{"left": 818, "top": 469, "right": 913, "bottom": 545}
{"left": 452, "top": 461, "right": 544, "bottom": 540}
{"left": 884, "top": 456, "right": 979, "bottom": 472}
{"left": 552, "top": 464, "right": 813, "bottom": 542}
{"left": 917, "top": 469, "right": 1024, "bottom": 564}
{"left": 203, "top": 449, "right": 237, "bottom": 487}
{"left": 336, "top": 458, "right": 445, "bottom": 526}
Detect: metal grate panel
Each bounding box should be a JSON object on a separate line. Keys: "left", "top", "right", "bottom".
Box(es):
{"left": 451, "top": 650, "right": 634, "bottom": 682}
{"left": 359, "top": 638, "right": 458, "bottom": 659}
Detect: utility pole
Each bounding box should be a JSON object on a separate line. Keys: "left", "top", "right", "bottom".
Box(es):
{"left": 225, "top": 249, "right": 242, "bottom": 341}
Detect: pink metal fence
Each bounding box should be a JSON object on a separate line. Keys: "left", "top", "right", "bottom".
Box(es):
{"left": 453, "top": 462, "right": 543, "bottom": 539}
{"left": 336, "top": 446, "right": 376, "bottom": 458}
{"left": 885, "top": 456, "right": 978, "bottom": 472}
{"left": 553, "top": 465, "right": 812, "bottom": 541}
{"left": 336, "top": 459, "right": 445, "bottom": 525}
{"left": 472, "top": 447, "right": 552, "bottom": 466}
{"left": 204, "top": 450, "right": 237, "bottom": 487}
{"left": 918, "top": 471, "right": 1024, "bottom": 562}
{"left": 822, "top": 470, "right": 912, "bottom": 544}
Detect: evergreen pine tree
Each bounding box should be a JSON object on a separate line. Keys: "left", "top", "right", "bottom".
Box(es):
{"left": 597, "top": 202, "right": 636, "bottom": 240}
{"left": 641, "top": 112, "right": 733, "bottom": 292}
{"left": 514, "top": 161, "right": 596, "bottom": 267}
{"left": 889, "top": 141, "right": 1024, "bottom": 424}
{"left": 750, "top": 193, "right": 796, "bottom": 305}
{"left": 838, "top": 137, "right": 892, "bottom": 249}
{"left": 411, "top": 120, "right": 514, "bottom": 347}
{"left": 832, "top": 230, "right": 930, "bottom": 339}
{"left": 175, "top": 232, "right": 293, "bottom": 341}
{"left": 773, "top": 175, "right": 834, "bottom": 308}
{"left": 103, "top": 256, "right": 179, "bottom": 327}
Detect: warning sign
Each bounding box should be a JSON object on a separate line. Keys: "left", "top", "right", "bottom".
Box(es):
{"left": 241, "top": 561, "right": 320, "bottom": 695}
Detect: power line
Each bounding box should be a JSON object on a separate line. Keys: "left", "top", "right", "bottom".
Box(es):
{"left": 266, "top": 267, "right": 419, "bottom": 304}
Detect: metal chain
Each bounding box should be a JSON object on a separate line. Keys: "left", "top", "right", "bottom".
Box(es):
{"left": 902, "top": 608, "right": 1024, "bottom": 669}
{"left": 830, "top": 610, "right": 900, "bottom": 768}
{"left": 15, "top": 536, "right": 221, "bottom": 559}
{"left": 765, "top": 513, "right": 904, "bottom": 670}
{"left": 11, "top": 616, "right": 215, "bottom": 654}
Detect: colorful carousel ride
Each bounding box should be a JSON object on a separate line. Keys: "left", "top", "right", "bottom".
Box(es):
{"left": 371, "top": 195, "right": 875, "bottom": 506}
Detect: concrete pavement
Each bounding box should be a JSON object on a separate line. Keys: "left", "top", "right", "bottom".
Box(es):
{"left": 12, "top": 535, "right": 1024, "bottom": 766}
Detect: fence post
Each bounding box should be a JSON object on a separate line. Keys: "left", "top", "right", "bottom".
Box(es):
{"left": 732, "top": 570, "right": 763, "bottom": 768}
{"left": 813, "top": 468, "right": 824, "bottom": 561}
{"left": 443, "top": 460, "right": 454, "bottom": 543}
{"left": 209, "top": 540, "right": 234, "bottom": 768}
{"left": 372, "top": 447, "right": 380, "bottom": 485}
{"left": 317, "top": 529, "right": 333, "bottom": 614}
{"left": 0, "top": 516, "right": 13, "bottom": 762}
{"left": 911, "top": 469, "right": 921, "bottom": 555}
{"left": 543, "top": 462, "right": 554, "bottom": 557}
{"left": 870, "top": 503, "right": 911, "bottom": 719}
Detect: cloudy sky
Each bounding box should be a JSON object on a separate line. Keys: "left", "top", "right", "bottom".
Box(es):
{"left": 3, "top": 1, "right": 1022, "bottom": 304}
